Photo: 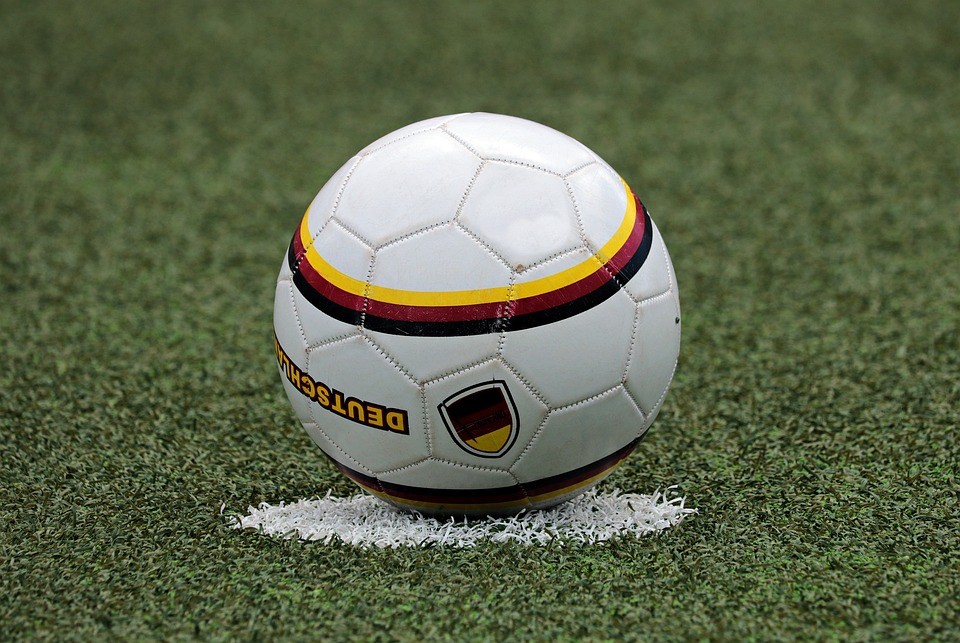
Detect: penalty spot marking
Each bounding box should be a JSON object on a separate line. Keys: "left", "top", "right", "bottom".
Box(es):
{"left": 225, "top": 487, "right": 695, "bottom": 548}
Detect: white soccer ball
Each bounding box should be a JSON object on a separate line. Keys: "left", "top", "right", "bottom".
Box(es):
{"left": 274, "top": 113, "right": 680, "bottom": 516}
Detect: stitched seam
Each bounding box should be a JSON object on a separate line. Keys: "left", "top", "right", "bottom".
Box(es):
{"left": 292, "top": 157, "right": 363, "bottom": 275}
{"left": 562, "top": 159, "right": 598, "bottom": 179}
{"left": 622, "top": 301, "right": 642, "bottom": 384}
{"left": 453, "top": 160, "right": 485, "bottom": 222}
{"left": 456, "top": 221, "right": 512, "bottom": 270}
{"left": 423, "top": 357, "right": 500, "bottom": 386}
{"left": 328, "top": 216, "right": 375, "bottom": 251}
{"left": 375, "top": 220, "right": 453, "bottom": 252}
{"left": 507, "top": 412, "right": 552, "bottom": 473}
{"left": 360, "top": 332, "right": 419, "bottom": 384}
{"left": 485, "top": 157, "right": 562, "bottom": 177}
{"left": 375, "top": 456, "right": 520, "bottom": 480}
{"left": 497, "top": 356, "right": 549, "bottom": 408}
{"left": 563, "top": 176, "right": 597, "bottom": 256}
{"left": 638, "top": 288, "right": 674, "bottom": 307}
{"left": 554, "top": 382, "right": 623, "bottom": 413}
{"left": 440, "top": 125, "right": 484, "bottom": 160}
{"left": 421, "top": 390, "right": 432, "bottom": 457}
{"left": 621, "top": 384, "right": 649, "bottom": 426}
{"left": 514, "top": 243, "right": 587, "bottom": 275}
{"left": 360, "top": 125, "right": 443, "bottom": 157}
{"left": 303, "top": 419, "right": 375, "bottom": 476}
{"left": 285, "top": 280, "right": 309, "bottom": 348}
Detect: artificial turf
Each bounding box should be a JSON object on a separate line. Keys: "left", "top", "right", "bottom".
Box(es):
{"left": 2, "top": 0, "right": 958, "bottom": 639}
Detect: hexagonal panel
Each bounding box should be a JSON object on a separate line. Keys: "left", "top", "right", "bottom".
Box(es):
{"left": 500, "top": 288, "right": 636, "bottom": 406}
{"left": 624, "top": 290, "right": 681, "bottom": 416}
{"left": 623, "top": 219, "right": 674, "bottom": 303}
{"left": 336, "top": 129, "right": 480, "bottom": 247}
{"left": 511, "top": 386, "right": 643, "bottom": 483}
{"left": 306, "top": 336, "right": 428, "bottom": 472}
{"left": 443, "top": 113, "right": 597, "bottom": 175}
{"left": 565, "top": 162, "right": 629, "bottom": 254}
{"left": 423, "top": 359, "right": 548, "bottom": 469}
{"left": 459, "top": 163, "right": 581, "bottom": 270}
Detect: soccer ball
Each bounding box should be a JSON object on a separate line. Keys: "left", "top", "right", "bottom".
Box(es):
{"left": 274, "top": 113, "right": 680, "bottom": 516}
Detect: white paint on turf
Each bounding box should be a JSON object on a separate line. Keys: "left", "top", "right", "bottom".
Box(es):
{"left": 226, "top": 487, "right": 695, "bottom": 548}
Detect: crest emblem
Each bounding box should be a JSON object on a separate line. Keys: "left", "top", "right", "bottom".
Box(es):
{"left": 438, "top": 381, "right": 520, "bottom": 458}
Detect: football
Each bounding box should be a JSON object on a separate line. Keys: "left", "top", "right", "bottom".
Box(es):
{"left": 274, "top": 113, "right": 680, "bottom": 515}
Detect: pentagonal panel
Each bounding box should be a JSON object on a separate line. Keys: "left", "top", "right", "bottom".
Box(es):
{"left": 423, "top": 359, "right": 548, "bottom": 469}
{"left": 459, "top": 163, "right": 581, "bottom": 270}
{"left": 444, "top": 113, "right": 597, "bottom": 176}
{"left": 511, "top": 386, "right": 643, "bottom": 483}
{"left": 306, "top": 336, "right": 428, "bottom": 472}
{"left": 566, "top": 162, "right": 629, "bottom": 253}
{"left": 357, "top": 114, "right": 467, "bottom": 156}
{"left": 623, "top": 219, "right": 674, "bottom": 303}
{"left": 624, "top": 290, "right": 681, "bottom": 416}
{"left": 500, "top": 289, "right": 636, "bottom": 406}
{"left": 336, "top": 130, "right": 480, "bottom": 247}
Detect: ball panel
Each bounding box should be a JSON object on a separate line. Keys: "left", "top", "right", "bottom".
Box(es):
{"left": 499, "top": 289, "right": 636, "bottom": 406}
{"left": 623, "top": 219, "right": 674, "bottom": 303}
{"left": 566, "top": 162, "right": 629, "bottom": 254}
{"left": 305, "top": 336, "right": 428, "bottom": 471}
{"left": 460, "top": 163, "right": 582, "bottom": 270}
{"left": 511, "top": 386, "right": 643, "bottom": 483}
{"left": 300, "top": 421, "right": 376, "bottom": 476}
{"left": 443, "top": 113, "right": 596, "bottom": 175}
{"left": 363, "top": 332, "right": 499, "bottom": 383}
{"left": 372, "top": 224, "right": 512, "bottom": 291}
{"left": 309, "top": 219, "right": 375, "bottom": 281}
{"left": 289, "top": 283, "right": 360, "bottom": 349}
{"left": 274, "top": 280, "right": 309, "bottom": 366}
{"left": 624, "top": 290, "right": 681, "bottom": 416}
{"left": 288, "top": 222, "right": 371, "bottom": 347}
{"left": 337, "top": 130, "right": 480, "bottom": 247}
{"left": 377, "top": 458, "right": 517, "bottom": 489}
{"left": 305, "top": 156, "right": 361, "bottom": 235}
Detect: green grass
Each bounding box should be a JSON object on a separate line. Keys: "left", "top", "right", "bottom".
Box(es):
{"left": 2, "top": 0, "right": 958, "bottom": 639}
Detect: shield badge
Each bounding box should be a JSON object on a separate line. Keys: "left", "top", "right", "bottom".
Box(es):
{"left": 438, "top": 380, "right": 520, "bottom": 458}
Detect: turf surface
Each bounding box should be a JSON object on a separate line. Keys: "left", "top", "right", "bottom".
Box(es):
{"left": 2, "top": 0, "right": 958, "bottom": 639}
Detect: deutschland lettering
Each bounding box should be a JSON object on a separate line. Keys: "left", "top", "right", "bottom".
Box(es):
{"left": 274, "top": 336, "right": 409, "bottom": 435}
